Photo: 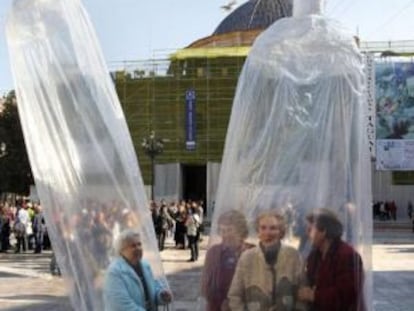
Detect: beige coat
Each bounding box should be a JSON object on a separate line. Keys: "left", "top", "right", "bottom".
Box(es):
{"left": 228, "top": 244, "right": 307, "bottom": 311}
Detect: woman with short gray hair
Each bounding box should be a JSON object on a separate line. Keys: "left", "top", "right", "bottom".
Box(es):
{"left": 113, "top": 229, "right": 140, "bottom": 256}
{"left": 228, "top": 210, "right": 306, "bottom": 310}
{"left": 103, "top": 229, "right": 172, "bottom": 310}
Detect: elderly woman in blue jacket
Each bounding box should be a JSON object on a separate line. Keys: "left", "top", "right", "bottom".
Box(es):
{"left": 104, "top": 229, "right": 172, "bottom": 311}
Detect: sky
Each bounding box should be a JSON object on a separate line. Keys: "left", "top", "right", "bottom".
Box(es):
{"left": 1, "top": 0, "right": 414, "bottom": 92}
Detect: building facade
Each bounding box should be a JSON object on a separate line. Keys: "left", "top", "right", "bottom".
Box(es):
{"left": 113, "top": 0, "right": 414, "bottom": 218}
{"left": 113, "top": 0, "right": 292, "bottom": 213}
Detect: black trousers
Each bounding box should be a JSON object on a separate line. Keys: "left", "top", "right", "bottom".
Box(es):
{"left": 187, "top": 235, "right": 198, "bottom": 260}
{"left": 158, "top": 229, "right": 167, "bottom": 251}
{"left": 34, "top": 231, "right": 44, "bottom": 253}
{"left": 15, "top": 234, "right": 27, "bottom": 252}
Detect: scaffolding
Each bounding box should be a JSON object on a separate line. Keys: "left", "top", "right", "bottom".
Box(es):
{"left": 110, "top": 50, "right": 247, "bottom": 184}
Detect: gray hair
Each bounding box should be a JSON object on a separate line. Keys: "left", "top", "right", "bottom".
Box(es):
{"left": 114, "top": 229, "right": 141, "bottom": 256}
{"left": 255, "top": 209, "right": 287, "bottom": 238}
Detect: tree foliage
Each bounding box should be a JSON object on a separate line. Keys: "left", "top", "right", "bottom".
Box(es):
{"left": 0, "top": 90, "right": 34, "bottom": 195}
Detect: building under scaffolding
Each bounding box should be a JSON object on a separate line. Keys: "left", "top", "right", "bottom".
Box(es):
{"left": 112, "top": 51, "right": 245, "bottom": 208}
{"left": 111, "top": 0, "right": 293, "bottom": 213}
{"left": 112, "top": 0, "right": 414, "bottom": 218}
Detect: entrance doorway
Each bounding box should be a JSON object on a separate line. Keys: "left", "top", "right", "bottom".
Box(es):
{"left": 182, "top": 164, "right": 206, "bottom": 204}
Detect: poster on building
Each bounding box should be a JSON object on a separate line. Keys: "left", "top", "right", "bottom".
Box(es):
{"left": 376, "top": 62, "right": 414, "bottom": 170}
{"left": 185, "top": 89, "right": 196, "bottom": 150}
{"left": 364, "top": 53, "right": 376, "bottom": 158}
{"left": 376, "top": 139, "right": 414, "bottom": 170}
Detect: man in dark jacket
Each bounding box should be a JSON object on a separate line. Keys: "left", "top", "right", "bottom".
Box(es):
{"left": 155, "top": 205, "right": 173, "bottom": 251}
{"left": 32, "top": 204, "right": 46, "bottom": 254}
{"left": 298, "top": 208, "right": 365, "bottom": 311}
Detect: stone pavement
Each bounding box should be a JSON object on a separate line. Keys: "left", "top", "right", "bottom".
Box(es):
{"left": 0, "top": 252, "right": 71, "bottom": 311}
{"left": 0, "top": 229, "right": 412, "bottom": 311}
{"left": 0, "top": 236, "right": 209, "bottom": 311}
{"left": 373, "top": 221, "right": 414, "bottom": 311}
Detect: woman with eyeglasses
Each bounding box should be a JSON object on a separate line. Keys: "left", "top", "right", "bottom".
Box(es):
{"left": 227, "top": 210, "right": 306, "bottom": 311}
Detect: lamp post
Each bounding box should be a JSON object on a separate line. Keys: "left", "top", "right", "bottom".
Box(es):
{"left": 141, "top": 131, "right": 164, "bottom": 201}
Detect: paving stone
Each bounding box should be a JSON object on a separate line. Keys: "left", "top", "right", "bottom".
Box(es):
{"left": 0, "top": 230, "right": 412, "bottom": 310}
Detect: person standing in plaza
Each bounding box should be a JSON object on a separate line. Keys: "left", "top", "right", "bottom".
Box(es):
{"left": 185, "top": 207, "right": 200, "bottom": 262}
{"left": 409, "top": 201, "right": 414, "bottom": 233}
{"left": 32, "top": 204, "right": 46, "bottom": 253}
{"left": 155, "top": 204, "right": 173, "bottom": 251}
{"left": 195, "top": 201, "right": 204, "bottom": 241}
{"left": 389, "top": 201, "right": 397, "bottom": 221}
{"left": 0, "top": 205, "right": 11, "bottom": 252}
{"left": 298, "top": 208, "right": 365, "bottom": 311}
{"left": 103, "top": 229, "right": 172, "bottom": 311}
{"left": 379, "top": 201, "right": 386, "bottom": 220}
{"left": 173, "top": 204, "right": 187, "bottom": 249}
{"left": 201, "top": 210, "right": 253, "bottom": 311}
{"left": 14, "top": 202, "right": 29, "bottom": 253}
{"left": 227, "top": 210, "right": 306, "bottom": 311}
{"left": 26, "top": 202, "right": 36, "bottom": 250}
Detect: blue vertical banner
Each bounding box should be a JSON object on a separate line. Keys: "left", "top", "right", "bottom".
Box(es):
{"left": 185, "top": 89, "right": 196, "bottom": 150}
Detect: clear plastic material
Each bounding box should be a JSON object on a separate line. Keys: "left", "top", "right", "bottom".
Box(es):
{"left": 202, "top": 0, "right": 372, "bottom": 310}
{"left": 6, "top": 0, "right": 168, "bottom": 310}
{"left": 293, "top": 0, "right": 324, "bottom": 17}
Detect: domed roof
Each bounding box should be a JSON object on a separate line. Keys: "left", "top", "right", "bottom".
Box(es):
{"left": 214, "top": 0, "right": 293, "bottom": 35}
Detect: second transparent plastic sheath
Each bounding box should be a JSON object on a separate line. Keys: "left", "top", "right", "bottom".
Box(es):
{"left": 202, "top": 0, "right": 372, "bottom": 310}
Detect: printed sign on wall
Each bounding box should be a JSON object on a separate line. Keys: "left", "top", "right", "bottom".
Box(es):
{"left": 185, "top": 89, "right": 196, "bottom": 150}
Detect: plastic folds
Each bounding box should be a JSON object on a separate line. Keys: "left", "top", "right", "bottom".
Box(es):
{"left": 202, "top": 1, "right": 372, "bottom": 310}
{"left": 6, "top": 0, "right": 167, "bottom": 310}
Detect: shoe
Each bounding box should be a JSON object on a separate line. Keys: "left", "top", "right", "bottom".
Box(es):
{"left": 187, "top": 258, "right": 195, "bottom": 262}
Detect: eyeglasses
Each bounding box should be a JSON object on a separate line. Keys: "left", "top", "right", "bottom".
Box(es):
{"left": 259, "top": 225, "right": 280, "bottom": 230}
{"left": 218, "top": 225, "right": 236, "bottom": 234}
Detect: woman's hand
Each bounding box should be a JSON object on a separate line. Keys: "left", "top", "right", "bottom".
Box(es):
{"left": 297, "top": 286, "right": 315, "bottom": 302}
{"left": 160, "top": 290, "right": 173, "bottom": 303}
{"left": 221, "top": 299, "right": 231, "bottom": 311}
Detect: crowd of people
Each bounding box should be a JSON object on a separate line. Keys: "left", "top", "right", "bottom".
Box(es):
{"left": 372, "top": 200, "right": 398, "bottom": 220}
{"left": 150, "top": 199, "right": 204, "bottom": 262}
{"left": 0, "top": 199, "right": 49, "bottom": 254}
{"left": 373, "top": 200, "right": 414, "bottom": 232}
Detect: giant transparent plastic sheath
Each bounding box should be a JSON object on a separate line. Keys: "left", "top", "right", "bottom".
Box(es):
{"left": 6, "top": 0, "right": 168, "bottom": 310}
{"left": 204, "top": 0, "right": 372, "bottom": 310}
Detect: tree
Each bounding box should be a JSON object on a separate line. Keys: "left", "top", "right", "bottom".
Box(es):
{"left": 0, "top": 90, "right": 34, "bottom": 195}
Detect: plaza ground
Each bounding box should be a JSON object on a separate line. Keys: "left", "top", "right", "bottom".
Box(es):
{"left": 0, "top": 221, "right": 413, "bottom": 311}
